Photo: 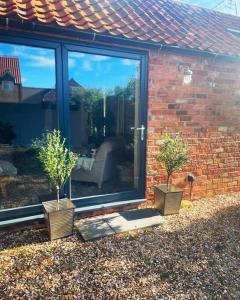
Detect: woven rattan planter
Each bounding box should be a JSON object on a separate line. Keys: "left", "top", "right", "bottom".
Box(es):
{"left": 43, "top": 198, "right": 75, "bottom": 240}
{"left": 154, "top": 184, "right": 183, "bottom": 216}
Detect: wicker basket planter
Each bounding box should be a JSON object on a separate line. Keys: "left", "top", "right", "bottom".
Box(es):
{"left": 43, "top": 198, "right": 75, "bottom": 240}
{"left": 154, "top": 184, "right": 183, "bottom": 216}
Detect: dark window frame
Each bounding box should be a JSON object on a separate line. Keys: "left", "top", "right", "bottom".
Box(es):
{"left": 0, "top": 30, "right": 148, "bottom": 222}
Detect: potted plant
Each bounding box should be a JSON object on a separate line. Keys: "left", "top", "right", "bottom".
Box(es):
{"left": 33, "top": 130, "right": 77, "bottom": 240}
{"left": 154, "top": 133, "right": 188, "bottom": 215}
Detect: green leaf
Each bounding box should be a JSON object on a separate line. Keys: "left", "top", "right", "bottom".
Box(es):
{"left": 157, "top": 133, "right": 188, "bottom": 186}
{"left": 32, "top": 130, "right": 77, "bottom": 199}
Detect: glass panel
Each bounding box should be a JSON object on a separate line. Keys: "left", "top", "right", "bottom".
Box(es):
{"left": 0, "top": 43, "right": 57, "bottom": 209}
{"left": 68, "top": 52, "right": 141, "bottom": 199}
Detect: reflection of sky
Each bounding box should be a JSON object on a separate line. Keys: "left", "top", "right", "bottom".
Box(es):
{"left": 0, "top": 43, "right": 56, "bottom": 88}
{"left": 182, "top": 0, "right": 237, "bottom": 15}
{"left": 68, "top": 52, "right": 139, "bottom": 90}
{"left": 0, "top": 43, "right": 139, "bottom": 90}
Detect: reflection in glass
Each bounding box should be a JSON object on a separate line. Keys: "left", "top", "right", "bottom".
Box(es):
{"left": 68, "top": 52, "right": 140, "bottom": 198}
{"left": 0, "top": 43, "right": 57, "bottom": 209}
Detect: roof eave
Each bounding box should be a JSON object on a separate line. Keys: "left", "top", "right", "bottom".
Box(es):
{"left": 0, "top": 16, "right": 240, "bottom": 60}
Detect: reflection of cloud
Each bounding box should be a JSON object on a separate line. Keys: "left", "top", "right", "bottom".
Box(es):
{"left": 11, "top": 46, "right": 31, "bottom": 57}
{"left": 67, "top": 53, "right": 111, "bottom": 71}
{"left": 91, "top": 55, "right": 110, "bottom": 61}
{"left": 68, "top": 58, "right": 75, "bottom": 68}
{"left": 70, "top": 52, "right": 85, "bottom": 58}
{"left": 10, "top": 46, "right": 55, "bottom": 68}
{"left": 95, "top": 62, "right": 112, "bottom": 76}
{"left": 69, "top": 53, "right": 109, "bottom": 61}
{"left": 27, "top": 55, "right": 55, "bottom": 67}
{"left": 122, "top": 58, "right": 137, "bottom": 66}
{"left": 82, "top": 60, "right": 92, "bottom": 71}
{"left": 103, "top": 63, "right": 112, "bottom": 74}
{"left": 0, "top": 43, "right": 56, "bottom": 88}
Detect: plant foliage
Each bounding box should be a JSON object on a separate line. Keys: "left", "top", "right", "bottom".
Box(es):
{"left": 32, "top": 130, "right": 77, "bottom": 207}
{"left": 157, "top": 133, "right": 188, "bottom": 189}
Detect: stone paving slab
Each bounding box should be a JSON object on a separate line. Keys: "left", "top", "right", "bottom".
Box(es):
{"left": 75, "top": 218, "right": 115, "bottom": 241}
{"left": 75, "top": 208, "right": 164, "bottom": 241}
{"left": 107, "top": 209, "right": 164, "bottom": 233}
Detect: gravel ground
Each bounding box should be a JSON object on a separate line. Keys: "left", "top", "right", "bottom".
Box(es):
{"left": 0, "top": 193, "right": 239, "bottom": 300}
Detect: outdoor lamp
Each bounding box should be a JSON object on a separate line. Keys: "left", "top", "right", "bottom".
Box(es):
{"left": 178, "top": 63, "right": 193, "bottom": 85}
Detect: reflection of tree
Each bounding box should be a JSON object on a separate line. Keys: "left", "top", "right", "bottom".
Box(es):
{"left": 70, "top": 87, "right": 104, "bottom": 136}
{"left": 113, "top": 78, "right": 136, "bottom": 101}
{"left": 111, "top": 78, "right": 136, "bottom": 139}
{"left": 70, "top": 77, "right": 137, "bottom": 142}
{"left": 71, "top": 87, "right": 102, "bottom": 111}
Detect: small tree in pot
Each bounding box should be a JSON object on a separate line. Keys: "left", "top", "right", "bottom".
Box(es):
{"left": 33, "top": 130, "right": 77, "bottom": 240}
{"left": 154, "top": 133, "right": 188, "bottom": 215}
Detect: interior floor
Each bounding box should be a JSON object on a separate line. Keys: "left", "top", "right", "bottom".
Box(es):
{"left": 0, "top": 145, "right": 134, "bottom": 209}
{"left": 71, "top": 177, "right": 133, "bottom": 199}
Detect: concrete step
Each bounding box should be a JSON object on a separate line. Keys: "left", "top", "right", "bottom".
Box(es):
{"left": 75, "top": 208, "right": 164, "bottom": 241}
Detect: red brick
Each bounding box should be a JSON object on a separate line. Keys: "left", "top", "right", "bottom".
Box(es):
{"left": 146, "top": 50, "right": 240, "bottom": 203}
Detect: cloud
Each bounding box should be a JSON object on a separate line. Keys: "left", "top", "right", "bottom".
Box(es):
{"left": 82, "top": 60, "right": 93, "bottom": 71}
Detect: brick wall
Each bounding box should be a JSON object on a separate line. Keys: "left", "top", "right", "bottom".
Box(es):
{"left": 146, "top": 49, "right": 240, "bottom": 202}
{"left": 2, "top": 25, "right": 240, "bottom": 204}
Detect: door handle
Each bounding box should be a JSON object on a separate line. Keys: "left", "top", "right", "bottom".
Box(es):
{"left": 130, "top": 125, "right": 145, "bottom": 141}
{"left": 137, "top": 125, "right": 146, "bottom": 141}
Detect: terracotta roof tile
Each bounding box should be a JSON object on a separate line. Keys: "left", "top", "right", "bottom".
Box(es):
{"left": 1, "top": 0, "right": 240, "bottom": 56}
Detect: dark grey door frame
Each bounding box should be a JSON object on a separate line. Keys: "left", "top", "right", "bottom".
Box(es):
{"left": 0, "top": 30, "right": 148, "bottom": 222}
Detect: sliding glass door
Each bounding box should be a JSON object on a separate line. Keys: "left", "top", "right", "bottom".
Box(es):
{"left": 66, "top": 48, "right": 146, "bottom": 202}
{"left": 0, "top": 34, "right": 147, "bottom": 221}
{"left": 0, "top": 41, "right": 57, "bottom": 210}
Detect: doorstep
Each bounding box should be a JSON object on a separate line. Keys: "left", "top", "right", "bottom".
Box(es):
{"left": 75, "top": 208, "right": 164, "bottom": 241}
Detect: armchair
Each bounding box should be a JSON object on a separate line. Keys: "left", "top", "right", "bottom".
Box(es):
{"left": 71, "top": 137, "right": 125, "bottom": 189}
